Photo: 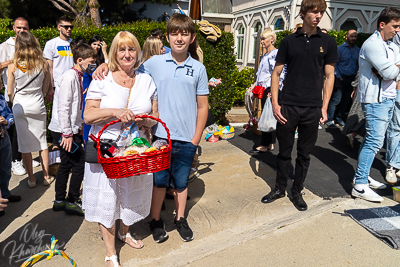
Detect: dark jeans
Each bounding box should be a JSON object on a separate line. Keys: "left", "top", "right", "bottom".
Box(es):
{"left": 7, "top": 102, "right": 21, "bottom": 162}
{"left": 327, "top": 75, "right": 355, "bottom": 122}
{"left": 52, "top": 131, "right": 84, "bottom": 203}
{"left": 275, "top": 105, "right": 321, "bottom": 195}
{"left": 260, "top": 87, "right": 276, "bottom": 146}
{"left": 0, "top": 132, "right": 12, "bottom": 198}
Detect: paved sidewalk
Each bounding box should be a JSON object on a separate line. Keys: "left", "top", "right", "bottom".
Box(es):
{"left": 1, "top": 136, "right": 399, "bottom": 267}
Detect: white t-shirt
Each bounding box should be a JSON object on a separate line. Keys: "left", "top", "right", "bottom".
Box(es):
{"left": 0, "top": 37, "right": 15, "bottom": 101}
{"left": 86, "top": 71, "right": 157, "bottom": 140}
{"left": 43, "top": 37, "right": 74, "bottom": 87}
{"left": 381, "top": 42, "right": 397, "bottom": 99}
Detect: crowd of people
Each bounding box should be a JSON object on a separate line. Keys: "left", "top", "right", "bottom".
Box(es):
{"left": 0, "top": 0, "right": 399, "bottom": 266}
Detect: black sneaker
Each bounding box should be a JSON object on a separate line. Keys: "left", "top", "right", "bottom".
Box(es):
{"left": 5, "top": 195, "right": 21, "bottom": 202}
{"left": 52, "top": 200, "right": 66, "bottom": 211}
{"left": 64, "top": 200, "right": 84, "bottom": 216}
{"left": 174, "top": 217, "right": 193, "bottom": 242}
{"left": 149, "top": 218, "right": 168, "bottom": 243}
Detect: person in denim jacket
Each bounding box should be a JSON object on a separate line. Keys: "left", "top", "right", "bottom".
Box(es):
{"left": 352, "top": 7, "right": 400, "bottom": 202}
{"left": 0, "top": 94, "right": 21, "bottom": 216}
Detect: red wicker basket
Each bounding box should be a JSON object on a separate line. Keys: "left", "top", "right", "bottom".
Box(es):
{"left": 94, "top": 115, "right": 171, "bottom": 179}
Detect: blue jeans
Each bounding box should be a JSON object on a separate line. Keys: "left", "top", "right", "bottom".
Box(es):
{"left": 354, "top": 98, "right": 395, "bottom": 184}
{"left": 153, "top": 139, "right": 197, "bottom": 191}
{"left": 386, "top": 90, "right": 400, "bottom": 169}
{"left": 327, "top": 75, "right": 354, "bottom": 122}
{"left": 0, "top": 131, "right": 12, "bottom": 198}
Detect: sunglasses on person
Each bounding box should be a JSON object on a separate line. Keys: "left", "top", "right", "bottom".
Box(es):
{"left": 59, "top": 25, "right": 74, "bottom": 30}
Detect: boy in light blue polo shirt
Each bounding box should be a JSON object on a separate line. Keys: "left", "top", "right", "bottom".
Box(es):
{"left": 140, "top": 14, "right": 209, "bottom": 243}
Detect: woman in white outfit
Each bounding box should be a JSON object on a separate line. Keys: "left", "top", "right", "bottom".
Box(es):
{"left": 7, "top": 31, "right": 53, "bottom": 188}
{"left": 83, "top": 31, "right": 158, "bottom": 267}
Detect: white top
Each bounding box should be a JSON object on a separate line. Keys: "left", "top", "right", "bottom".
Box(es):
{"left": 53, "top": 69, "right": 83, "bottom": 135}
{"left": 0, "top": 37, "right": 15, "bottom": 101}
{"left": 382, "top": 42, "right": 397, "bottom": 99}
{"left": 86, "top": 70, "right": 157, "bottom": 140}
{"left": 13, "top": 67, "right": 47, "bottom": 153}
{"left": 43, "top": 37, "right": 74, "bottom": 87}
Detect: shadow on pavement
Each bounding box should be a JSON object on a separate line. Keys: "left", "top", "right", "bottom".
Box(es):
{"left": 0, "top": 209, "right": 84, "bottom": 267}
{"left": 229, "top": 125, "right": 393, "bottom": 199}
{"left": 0, "top": 170, "right": 53, "bottom": 235}
{"left": 124, "top": 176, "right": 206, "bottom": 239}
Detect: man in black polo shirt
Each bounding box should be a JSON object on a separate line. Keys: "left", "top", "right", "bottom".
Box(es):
{"left": 261, "top": 0, "right": 338, "bottom": 211}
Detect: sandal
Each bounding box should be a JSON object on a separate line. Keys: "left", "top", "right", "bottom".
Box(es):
{"left": 105, "top": 255, "right": 119, "bottom": 267}
{"left": 43, "top": 176, "right": 55, "bottom": 186}
{"left": 117, "top": 231, "right": 144, "bottom": 249}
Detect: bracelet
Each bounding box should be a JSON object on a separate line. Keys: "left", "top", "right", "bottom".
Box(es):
{"left": 61, "top": 134, "right": 73, "bottom": 138}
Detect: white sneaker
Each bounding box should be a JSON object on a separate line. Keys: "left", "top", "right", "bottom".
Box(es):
{"left": 367, "top": 176, "right": 387, "bottom": 190}
{"left": 352, "top": 176, "right": 386, "bottom": 190}
{"left": 396, "top": 169, "right": 400, "bottom": 179}
{"left": 12, "top": 160, "right": 27, "bottom": 176}
{"left": 385, "top": 167, "right": 397, "bottom": 184}
{"left": 352, "top": 184, "right": 384, "bottom": 202}
{"left": 32, "top": 160, "right": 40, "bottom": 168}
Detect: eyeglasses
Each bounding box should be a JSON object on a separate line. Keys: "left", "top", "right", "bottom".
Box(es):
{"left": 59, "top": 25, "right": 74, "bottom": 30}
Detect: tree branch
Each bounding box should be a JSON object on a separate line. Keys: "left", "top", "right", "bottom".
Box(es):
{"left": 47, "top": 0, "right": 77, "bottom": 15}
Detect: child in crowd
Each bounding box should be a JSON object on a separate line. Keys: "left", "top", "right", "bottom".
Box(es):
{"left": 141, "top": 36, "right": 165, "bottom": 63}
{"left": 51, "top": 43, "right": 96, "bottom": 215}
{"left": 0, "top": 94, "right": 20, "bottom": 217}
{"left": 93, "top": 13, "right": 209, "bottom": 242}
{"left": 140, "top": 14, "right": 209, "bottom": 242}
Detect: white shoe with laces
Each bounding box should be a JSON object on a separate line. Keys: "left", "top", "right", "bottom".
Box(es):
{"left": 367, "top": 176, "right": 387, "bottom": 190}
{"left": 32, "top": 160, "right": 40, "bottom": 167}
{"left": 12, "top": 160, "right": 27, "bottom": 176}
{"left": 352, "top": 176, "right": 386, "bottom": 190}
{"left": 352, "top": 184, "right": 384, "bottom": 202}
{"left": 386, "top": 167, "right": 397, "bottom": 184}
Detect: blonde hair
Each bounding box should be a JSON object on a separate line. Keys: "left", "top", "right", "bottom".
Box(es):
{"left": 108, "top": 31, "right": 141, "bottom": 71}
{"left": 141, "top": 36, "right": 163, "bottom": 63}
{"left": 295, "top": 23, "right": 303, "bottom": 28}
{"left": 260, "top": 27, "right": 276, "bottom": 45}
{"left": 14, "top": 32, "right": 47, "bottom": 75}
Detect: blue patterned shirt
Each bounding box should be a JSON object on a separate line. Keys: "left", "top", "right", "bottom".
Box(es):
{"left": 256, "top": 49, "right": 286, "bottom": 90}
{"left": 0, "top": 95, "right": 13, "bottom": 130}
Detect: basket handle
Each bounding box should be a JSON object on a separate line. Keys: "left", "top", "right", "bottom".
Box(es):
{"left": 96, "top": 115, "right": 171, "bottom": 159}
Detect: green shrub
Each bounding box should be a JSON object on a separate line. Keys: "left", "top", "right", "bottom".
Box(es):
{"left": 197, "top": 29, "right": 255, "bottom": 116}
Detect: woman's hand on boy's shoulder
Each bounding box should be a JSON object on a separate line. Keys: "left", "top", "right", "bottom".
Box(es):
{"left": 93, "top": 63, "right": 109, "bottom": 80}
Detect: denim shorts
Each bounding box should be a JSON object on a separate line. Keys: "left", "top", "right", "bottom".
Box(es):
{"left": 154, "top": 139, "right": 197, "bottom": 191}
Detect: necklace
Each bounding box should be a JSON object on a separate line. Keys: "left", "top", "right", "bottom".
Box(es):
{"left": 122, "top": 71, "right": 136, "bottom": 86}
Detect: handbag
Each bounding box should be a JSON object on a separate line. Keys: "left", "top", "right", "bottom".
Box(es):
{"left": 257, "top": 97, "right": 277, "bottom": 132}
{"left": 85, "top": 138, "right": 116, "bottom": 163}
{"left": 84, "top": 79, "right": 134, "bottom": 163}
{"left": 252, "top": 77, "right": 271, "bottom": 99}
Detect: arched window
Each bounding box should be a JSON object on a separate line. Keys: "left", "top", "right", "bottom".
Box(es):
{"left": 252, "top": 21, "right": 263, "bottom": 60}
{"left": 236, "top": 24, "right": 245, "bottom": 60}
{"left": 340, "top": 18, "right": 361, "bottom": 32}
{"left": 272, "top": 16, "right": 285, "bottom": 31}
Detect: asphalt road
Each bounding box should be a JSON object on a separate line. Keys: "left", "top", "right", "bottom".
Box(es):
{"left": 228, "top": 124, "right": 395, "bottom": 199}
